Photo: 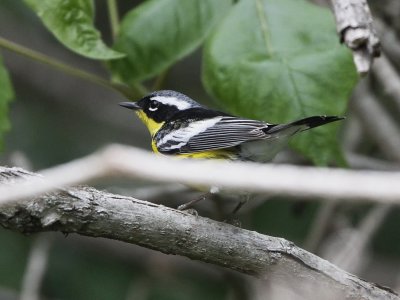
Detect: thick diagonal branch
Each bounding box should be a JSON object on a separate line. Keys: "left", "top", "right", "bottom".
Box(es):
{"left": 0, "top": 167, "right": 397, "bottom": 300}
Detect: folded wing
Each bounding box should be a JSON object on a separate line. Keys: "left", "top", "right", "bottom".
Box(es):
{"left": 156, "top": 116, "right": 272, "bottom": 154}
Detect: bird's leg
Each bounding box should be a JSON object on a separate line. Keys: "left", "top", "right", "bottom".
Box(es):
{"left": 177, "top": 186, "right": 220, "bottom": 211}
{"left": 221, "top": 194, "right": 250, "bottom": 227}
{"left": 231, "top": 194, "right": 250, "bottom": 215}
{"left": 177, "top": 193, "right": 209, "bottom": 211}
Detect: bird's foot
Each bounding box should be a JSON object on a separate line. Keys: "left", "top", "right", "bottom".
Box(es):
{"left": 230, "top": 195, "right": 250, "bottom": 215}
{"left": 224, "top": 217, "right": 242, "bottom": 227}
{"left": 180, "top": 208, "right": 198, "bottom": 216}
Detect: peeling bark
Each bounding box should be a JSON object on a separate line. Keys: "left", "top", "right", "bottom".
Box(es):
{"left": 331, "top": 0, "right": 381, "bottom": 75}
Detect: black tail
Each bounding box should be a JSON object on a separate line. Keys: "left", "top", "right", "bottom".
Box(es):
{"left": 265, "top": 116, "right": 344, "bottom": 136}
{"left": 289, "top": 116, "right": 345, "bottom": 130}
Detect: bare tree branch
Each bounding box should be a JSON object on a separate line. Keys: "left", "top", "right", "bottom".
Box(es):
{"left": 373, "top": 54, "right": 400, "bottom": 113}
{"left": 303, "top": 201, "right": 338, "bottom": 252}
{"left": 345, "top": 152, "right": 400, "bottom": 171}
{"left": 20, "top": 234, "right": 53, "bottom": 300}
{"left": 342, "top": 113, "right": 363, "bottom": 152}
{"left": 328, "top": 204, "right": 391, "bottom": 273}
{"left": 1, "top": 145, "right": 400, "bottom": 206}
{"left": 352, "top": 81, "right": 400, "bottom": 162}
{"left": 375, "top": 19, "right": 400, "bottom": 69}
{"left": 0, "top": 167, "right": 397, "bottom": 300}
{"left": 330, "top": 0, "right": 380, "bottom": 75}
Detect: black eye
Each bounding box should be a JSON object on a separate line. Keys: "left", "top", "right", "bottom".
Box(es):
{"left": 149, "top": 100, "right": 159, "bottom": 111}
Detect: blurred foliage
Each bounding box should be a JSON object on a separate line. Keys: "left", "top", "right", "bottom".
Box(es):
{"left": 251, "top": 198, "right": 319, "bottom": 243}
{"left": 372, "top": 207, "right": 400, "bottom": 256}
{"left": 109, "top": 0, "right": 232, "bottom": 83}
{"left": 6, "top": 89, "right": 121, "bottom": 168}
{"left": 0, "top": 55, "right": 14, "bottom": 150}
{"left": 0, "top": 230, "right": 31, "bottom": 289}
{"left": 44, "top": 242, "right": 229, "bottom": 300}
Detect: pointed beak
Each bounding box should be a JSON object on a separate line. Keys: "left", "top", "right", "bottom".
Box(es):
{"left": 119, "top": 102, "right": 141, "bottom": 110}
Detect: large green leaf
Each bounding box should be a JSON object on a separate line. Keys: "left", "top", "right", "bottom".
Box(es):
{"left": 109, "top": 0, "right": 232, "bottom": 84}
{"left": 24, "top": 0, "right": 125, "bottom": 60}
{"left": 0, "top": 55, "right": 14, "bottom": 149}
{"left": 203, "top": 0, "right": 357, "bottom": 165}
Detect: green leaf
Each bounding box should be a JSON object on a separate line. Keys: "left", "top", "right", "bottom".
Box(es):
{"left": 0, "top": 55, "right": 15, "bottom": 149}
{"left": 24, "top": 0, "right": 125, "bottom": 60}
{"left": 203, "top": 0, "right": 358, "bottom": 165}
{"left": 109, "top": 0, "right": 232, "bottom": 84}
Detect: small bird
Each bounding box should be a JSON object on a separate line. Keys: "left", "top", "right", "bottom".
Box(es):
{"left": 119, "top": 90, "right": 343, "bottom": 162}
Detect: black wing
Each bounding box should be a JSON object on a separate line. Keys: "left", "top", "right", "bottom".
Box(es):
{"left": 156, "top": 116, "right": 272, "bottom": 154}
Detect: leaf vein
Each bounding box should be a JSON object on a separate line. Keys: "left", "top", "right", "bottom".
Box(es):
{"left": 255, "top": 0, "right": 273, "bottom": 56}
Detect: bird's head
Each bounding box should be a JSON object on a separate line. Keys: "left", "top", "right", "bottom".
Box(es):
{"left": 119, "top": 90, "right": 202, "bottom": 136}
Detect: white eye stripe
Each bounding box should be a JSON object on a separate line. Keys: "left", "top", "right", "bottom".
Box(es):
{"left": 150, "top": 96, "right": 192, "bottom": 110}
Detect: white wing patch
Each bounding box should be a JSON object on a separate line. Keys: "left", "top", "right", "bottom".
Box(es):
{"left": 157, "top": 117, "right": 223, "bottom": 150}
{"left": 156, "top": 116, "right": 272, "bottom": 153}
{"left": 151, "top": 96, "right": 192, "bottom": 110}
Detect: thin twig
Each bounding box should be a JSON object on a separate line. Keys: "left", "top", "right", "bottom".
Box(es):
{"left": 20, "top": 234, "right": 53, "bottom": 300}
{"left": 327, "top": 204, "right": 391, "bottom": 273}
{"left": 372, "top": 54, "right": 400, "bottom": 114}
{"left": 345, "top": 152, "right": 400, "bottom": 171}
{"left": 342, "top": 113, "right": 363, "bottom": 152}
{"left": 303, "top": 201, "right": 338, "bottom": 252}
{"left": 374, "top": 19, "right": 400, "bottom": 69}
{"left": 0, "top": 167, "right": 397, "bottom": 300}
{"left": 0, "top": 37, "right": 116, "bottom": 91}
{"left": 2, "top": 145, "right": 400, "bottom": 205}
{"left": 0, "top": 36, "right": 143, "bottom": 98}
{"left": 352, "top": 80, "right": 400, "bottom": 162}
{"left": 107, "top": 0, "right": 120, "bottom": 40}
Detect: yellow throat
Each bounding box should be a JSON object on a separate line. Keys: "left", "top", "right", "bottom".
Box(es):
{"left": 135, "top": 111, "right": 164, "bottom": 136}
{"left": 135, "top": 111, "right": 164, "bottom": 153}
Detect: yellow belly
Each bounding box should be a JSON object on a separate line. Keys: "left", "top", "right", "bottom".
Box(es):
{"left": 152, "top": 141, "right": 236, "bottom": 191}
{"left": 151, "top": 138, "right": 237, "bottom": 192}
{"left": 151, "top": 140, "right": 237, "bottom": 160}
{"left": 178, "top": 150, "right": 237, "bottom": 160}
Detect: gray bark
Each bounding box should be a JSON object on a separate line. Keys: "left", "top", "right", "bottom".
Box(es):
{"left": 0, "top": 167, "right": 398, "bottom": 300}
{"left": 330, "top": 0, "right": 380, "bottom": 75}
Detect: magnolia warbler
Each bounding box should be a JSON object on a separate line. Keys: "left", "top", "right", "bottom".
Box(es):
{"left": 119, "top": 90, "right": 343, "bottom": 162}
